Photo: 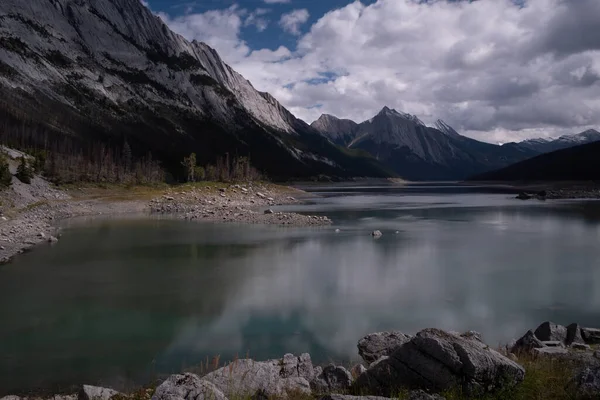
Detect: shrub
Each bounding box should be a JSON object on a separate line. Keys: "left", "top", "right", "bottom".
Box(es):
{"left": 0, "top": 153, "right": 12, "bottom": 188}
{"left": 15, "top": 156, "right": 33, "bottom": 184}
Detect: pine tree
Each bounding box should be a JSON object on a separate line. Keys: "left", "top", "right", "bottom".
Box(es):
{"left": 15, "top": 156, "right": 33, "bottom": 184}
{"left": 123, "top": 140, "right": 132, "bottom": 172}
{"left": 0, "top": 153, "right": 12, "bottom": 188}
{"left": 181, "top": 152, "right": 197, "bottom": 182}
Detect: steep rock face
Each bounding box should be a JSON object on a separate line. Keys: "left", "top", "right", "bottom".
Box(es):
{"left": 313, "top": 107, "right": 537, "bottom": 181}
{"left": 0, "top": 0, "right": 390, "bottom": 179}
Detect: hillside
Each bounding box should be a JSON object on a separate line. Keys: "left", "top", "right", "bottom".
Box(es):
{"left": 0, "top": 0, "right": 391, "bottom": 181}
{"left": 469, "top": 140, "right": 600, "bottom": 181}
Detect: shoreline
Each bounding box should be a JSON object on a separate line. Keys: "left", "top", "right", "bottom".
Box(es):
{"left": 2, "top": 321, "right": 599, "bottom": 400}
{"left": 464, "top": 180, "right": 600, "bottom": 199}
{"left": 0, "top": 181, "right": 332, "bottom": 265}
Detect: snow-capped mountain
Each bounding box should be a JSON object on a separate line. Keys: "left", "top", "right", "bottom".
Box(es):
{"left": 0, "top": 0, "right": 389, "bottom": 179}
{"left": 513, "top": 129, "right": 600, "bottom": 154}
{"left": 312, "top": 107, "right": 538, "bottom": 180}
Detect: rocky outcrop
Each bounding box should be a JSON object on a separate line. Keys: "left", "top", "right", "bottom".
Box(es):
{"left": 534, "top": 322, "right": 567, "bottom": 343}
{"left": 357, "top": 331, "right": 412, "bottom": 365}
{"left": 201, "top": 354, "right": 313, "bottom": 398}
{"left": 510, "top": 330, "right": 546, "bottom": 354}
{"left": 152, "top": 374, "right": 227, "bottom": 400}
{"left": 568, "top": 367, "right": 600, "bottom": 398}
{"left": 79, "top": 385, "right": 121, "bottom": 400}
{"left": 581, "top": 328, "right": 600, "bottom": 345}
{"left": 406, "top": 391, "right": 446, "bottom": 400}
{"left": 310, "top": 365, "right": 353, "bottom": 393}
{"left": 355, "top": 329, "right": 524, "bottom": 396}
{"left": 566, "top": 323, "right": 585, "bottom": 345}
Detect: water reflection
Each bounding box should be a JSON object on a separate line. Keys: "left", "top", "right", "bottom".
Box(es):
{"left": 1, "top": 187, "right": 600, "bottom": 394}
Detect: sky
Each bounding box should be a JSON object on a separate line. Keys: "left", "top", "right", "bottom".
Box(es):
{"left": 145, "top": 0, "right": 600, "bottom": 144}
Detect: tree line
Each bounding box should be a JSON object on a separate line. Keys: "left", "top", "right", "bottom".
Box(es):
{"left": 0, "top": 113, "right": 263, "bottom": 188}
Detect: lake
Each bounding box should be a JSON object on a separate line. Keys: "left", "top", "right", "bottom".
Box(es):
{"left": 1, "top": 182, "right": 600, "bottom": 394}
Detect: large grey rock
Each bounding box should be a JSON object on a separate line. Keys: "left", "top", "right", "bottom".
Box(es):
{"left": 202, "top": 354, "right": 313, "bottom": 398}
{"left": 566, "top": 323, "right": 585, "bottom": 345}
{"left": 533, "top": 347, "right": 569, "bottom": 357}
{"left": 510, "top": 330, "right": 546, "bottom": 354}
{"left": 79, "top": 385, "right": 121, "bottom": 400}
{"left": 318, "top": 395, "right": 390, "bottom": 400}
{"left": 582, "top": 327, "right": 600, "bottom": 344}
{"left": 569, "top": 367, "right": 600, "bottom": 397}
{"left": 310, "top": 364, "right": 353, "bottom": 393}
{"left": 534, "top": 321, "right": 567, "bottom": 342}
{"left": 357, "top": 331, "right": 412, "bottom": 364}
{"left": 355, "top": 328, "right": 524, "bottom": 396}
{"left": 407, "top": 390, "right": 446, "bottom": 400}
{"left": 152, "top": 374, "right": 227, "bottom": 400}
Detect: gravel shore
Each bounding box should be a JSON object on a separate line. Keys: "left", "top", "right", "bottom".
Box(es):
{"left": 149, "top": 182, "right": 332, "bottom": 226}
{"left": 0, "top": 178, "right": 331, "bottom": 265}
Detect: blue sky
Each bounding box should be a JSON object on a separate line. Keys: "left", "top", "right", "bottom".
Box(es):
{"left": 149, "top": 0, "right": 600, "bottom": 143}
{"left": 148, "top": 0, "right": 377, "bottom": 51}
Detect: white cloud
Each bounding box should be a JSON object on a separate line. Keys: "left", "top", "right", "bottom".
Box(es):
{"left": 279, "top": 9, "right": 310, "bottom": 36}
{"left": 263, "top": 0, "right": 291, "bottom": 3}
{"left": 244, "top": 8, "right": 271, "bottom": 32}
{"left": 160, "top": 0, "right": 600, "bottom": 143}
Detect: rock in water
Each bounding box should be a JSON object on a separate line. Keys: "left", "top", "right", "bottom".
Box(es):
{"left": 516, "top": 192, "right": 532, "bottom": 200}
{"left": 510, "top": 330, "right": 546, "bottom": 354}
{"left": 582, "top": 327, "right": 600, "bottom": 344}
{"left": 534, "top": 321, "right": 567, "bottom": 343}
{"left": 79, "top": 385, "right": 121, "bottom": 400}
{"left": 152, "top": 374, "right": 227, "bottom": 400}
{"left": 371, "top": 230, "right": 383, "bottom": 238}
{"left": 202, "top": 354, "right": 313, "bottom": 398}
{"left": 310, "top": 364, "right": 353, "bottom": 393}
{"left": 264, "top": 209, "right": 274, "bottom": 215}
{"left": 566, "top": 323, "right": 585, "bottom": 345}
{"left": 358, "top": 331, "right": 412, "bottom": 365}
{"left": 355, "top": 329, "right": 525, "bottom": 396}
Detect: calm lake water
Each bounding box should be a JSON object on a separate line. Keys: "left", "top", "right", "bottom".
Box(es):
{"left": 2, "top": 183, "right": 600, "bottom": 394}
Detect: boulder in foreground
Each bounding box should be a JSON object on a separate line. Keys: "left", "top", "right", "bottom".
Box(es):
{"left": 152, "top": 374, "right": 226, "bottom": 400}
{"left": 355, "top": 328, "right": 525, "bottom": 396}
{"left": 358, "top": 331, "right": 412, "bottom": 365}
{"left": 201, "top": 354, "right": 313, "bottom": 398}
{"left": 79, "top": 386, "right": 121, "bottom": 400}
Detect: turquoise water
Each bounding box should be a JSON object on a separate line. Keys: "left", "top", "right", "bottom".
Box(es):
{"left": 1, "top": 183, "right": 600, "bottom": 394}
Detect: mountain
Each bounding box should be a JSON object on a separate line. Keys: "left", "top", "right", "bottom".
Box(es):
{"left": 470, "top": 140, "right": 600, "bottom": 181}
{"left": 508, "top": 129, "right": 600, "bottom": 153}
{"left": 0, "top": 0, "right": 391, "bottom": 180}
{"left": 310, "top": 114, "right": 358, "bottom": 146}
{"left": 311, "top": 107, "right": 537, "bottom": 181}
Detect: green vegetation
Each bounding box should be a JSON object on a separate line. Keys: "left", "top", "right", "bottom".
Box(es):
{"left": 15, "top": 156, "right": 33, "bottom": 184}
{"left": 0, "top": 152, "right": 12, "bottom": 188}
{"left": 180, "top": 153, "right": 262, "bottom": 183}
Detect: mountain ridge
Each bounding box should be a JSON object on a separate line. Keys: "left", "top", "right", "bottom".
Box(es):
{"left": 311, "top": 107, "right": 538, "bottom": 180}
{"left": 0, "top": 0, "right": 391, "bottom": 180}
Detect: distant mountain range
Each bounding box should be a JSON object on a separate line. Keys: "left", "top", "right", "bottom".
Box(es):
{"left": 0, "top": 0, "right": 390, "bottom": 180}
{"left": 506, "top": 129, "right": 600, "bottom": 154}
{"left": 311, "top": 107, "right": 538, "bottom": 180}
{"left": 470, "top": 140, "right": 600, "bottom": 182}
